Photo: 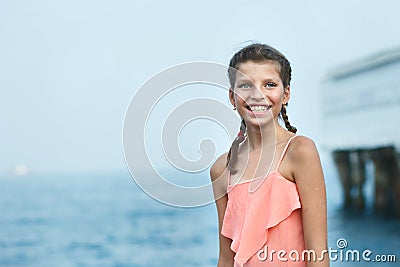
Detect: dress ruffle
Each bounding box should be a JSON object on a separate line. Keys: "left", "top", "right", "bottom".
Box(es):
{"left": 221, "top": 171, "right": 302, "bottom": 266}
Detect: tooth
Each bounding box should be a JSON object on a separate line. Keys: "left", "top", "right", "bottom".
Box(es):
{"left": 249, "top": 105, "right": 269, "bottom": 111}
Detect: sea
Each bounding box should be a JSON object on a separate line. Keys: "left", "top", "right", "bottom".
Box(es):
{"left": 0, "top": 167, "right": 399, "bottom": 267}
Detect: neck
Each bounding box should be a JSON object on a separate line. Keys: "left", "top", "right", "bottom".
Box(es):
{"left": 244, "top": 121, "right": 279, "bottom": 151}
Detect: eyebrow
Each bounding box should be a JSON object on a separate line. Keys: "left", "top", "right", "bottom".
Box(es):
{"left": 236, "top": 77, "right": 279, "bottom": 83}
{"left": 236, "top": 78, "right": 252, "bottom": 83}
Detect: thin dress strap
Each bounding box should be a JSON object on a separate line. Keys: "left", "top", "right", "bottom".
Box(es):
{"left": 275, "top": 135, "right": 298, "bottom": 172}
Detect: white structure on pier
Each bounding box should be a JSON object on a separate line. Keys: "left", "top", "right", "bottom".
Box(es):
{"left": 321, "top": 47, "right": 400, "bottom": 150}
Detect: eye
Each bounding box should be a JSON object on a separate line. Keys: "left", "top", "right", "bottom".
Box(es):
{"left": 238, "top": 83, "right": 251, "bottom": 89}
{"left": 264, "top": 82, "right": 277, "bottom": 88}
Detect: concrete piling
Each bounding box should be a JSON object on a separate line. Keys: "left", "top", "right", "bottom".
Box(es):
{"left": 332, "top": 146, "right": 400, "bottom": 217}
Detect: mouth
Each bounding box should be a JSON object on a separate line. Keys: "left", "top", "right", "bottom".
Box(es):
{"left": 245, "top": 104, "right": 272, "bottom": 112}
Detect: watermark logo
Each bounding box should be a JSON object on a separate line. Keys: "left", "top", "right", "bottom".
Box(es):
{"left": 257, "top": 238, "right": 397, "bottom": 263}
{"left": 336, "top": 237, "right": 348, "bottom": 249}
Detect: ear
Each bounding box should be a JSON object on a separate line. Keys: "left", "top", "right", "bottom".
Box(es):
{"left": 229, "top": 87, "right": 236, "bottom": 107}
{"left": 283, "top": 85, "right": 291, "bottom": 105}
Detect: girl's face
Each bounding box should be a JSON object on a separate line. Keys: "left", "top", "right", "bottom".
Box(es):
{"left": 229, "top": 60, "right": 290, "bottom": 128}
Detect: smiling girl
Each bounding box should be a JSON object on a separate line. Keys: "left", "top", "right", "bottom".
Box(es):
{"left": 211, "top": 44, "right": 329, "bottom": 267}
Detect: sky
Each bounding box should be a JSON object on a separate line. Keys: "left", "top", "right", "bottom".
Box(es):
{"left": 1, "top": 0, "right": 400, "bottom": 174}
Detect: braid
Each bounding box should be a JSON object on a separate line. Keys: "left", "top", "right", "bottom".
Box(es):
{"left": 226, "top": 119, "right": 247, "bottom": 173}
{"left": 280, "top": 104, "right": 297, "bottom": 133}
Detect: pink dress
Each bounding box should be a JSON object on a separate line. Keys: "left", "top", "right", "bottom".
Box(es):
{"left": 221, "top": 135, "right": 306, "bottom": 267}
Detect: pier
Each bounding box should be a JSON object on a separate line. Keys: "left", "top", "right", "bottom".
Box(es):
{"left": 321, "top": 46, "right": 400, "bottom": 217}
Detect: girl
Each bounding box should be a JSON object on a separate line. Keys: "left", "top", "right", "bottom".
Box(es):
{"left": 211, "top": 44, "right": 328, "bottom": 267}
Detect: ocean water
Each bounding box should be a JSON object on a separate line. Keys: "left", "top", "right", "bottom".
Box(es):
{"left": 0, "top": 169, "right": 399, "bottom": 267}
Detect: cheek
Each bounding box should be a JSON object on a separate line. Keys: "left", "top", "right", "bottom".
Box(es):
{"left": 266, "top": 90, "right": 284, "bottom": 103}
{"left": 233, "top": 92, "right": 247, "bottom": 104}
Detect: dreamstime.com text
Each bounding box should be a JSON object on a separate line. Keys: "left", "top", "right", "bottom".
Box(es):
{"left": 257, "top": 238, "right": 397, "bottom": 263}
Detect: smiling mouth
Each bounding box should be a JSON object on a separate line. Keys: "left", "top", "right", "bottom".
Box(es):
{"left": 245, "top": 104, "right": 272, "bottom": 112}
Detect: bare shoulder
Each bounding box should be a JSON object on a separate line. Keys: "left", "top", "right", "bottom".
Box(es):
{"left": 289, "top": 135, "right": 319, "bottom": 159}
{"left": 286, "top": 135, "right": 320, "bottom": 171}
{"left": 287, "top": 135, "right": 324, "bottom": 182}
{"left": 210, "top": 152, "right": 229, "bottom": 182}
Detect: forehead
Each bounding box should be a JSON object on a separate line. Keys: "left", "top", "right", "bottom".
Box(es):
{"left": 236, "top": 60, "right": 281, "bottom": 81}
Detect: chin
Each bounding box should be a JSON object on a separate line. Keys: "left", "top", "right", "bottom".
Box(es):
{"left": 244, "top": 116, "right": 276, "bottom": 130}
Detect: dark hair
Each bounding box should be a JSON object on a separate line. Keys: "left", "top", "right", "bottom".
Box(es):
{"left": 226, "top": 43, "right": 297, "bottom": 170}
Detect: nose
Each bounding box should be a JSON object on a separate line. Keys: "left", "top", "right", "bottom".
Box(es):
{"left": 250, "top": 86, "right": 266, "bottom": 101}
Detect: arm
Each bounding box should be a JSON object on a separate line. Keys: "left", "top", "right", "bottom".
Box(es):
{"left": 210, "top": 153, "right": 235, "bottom": 267}
{"left": 291, "top": 137, "right": 329, "bottom": 267}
